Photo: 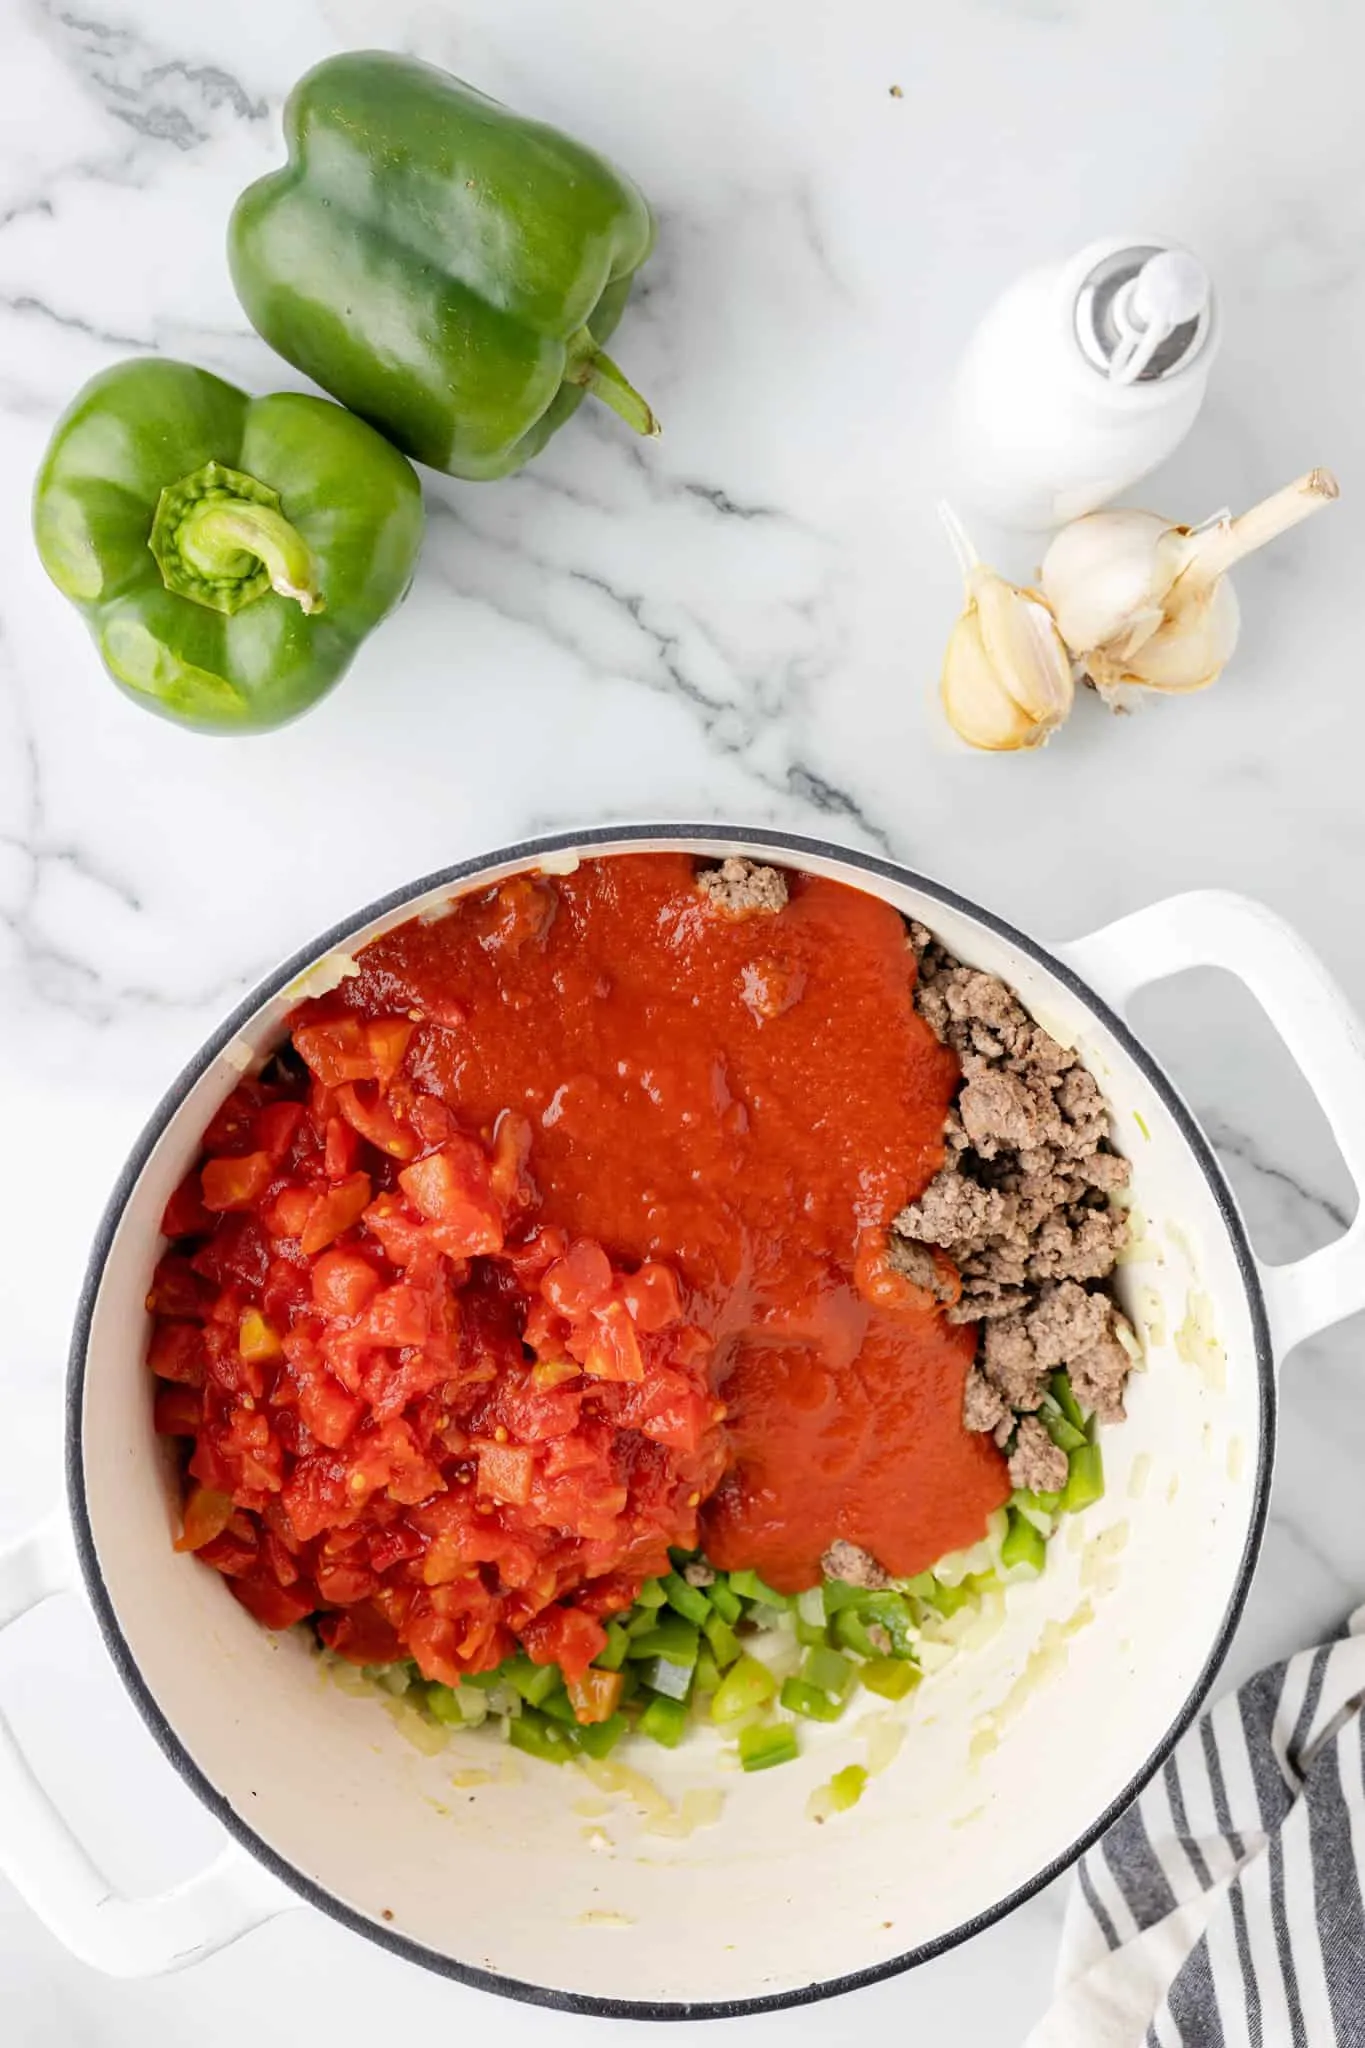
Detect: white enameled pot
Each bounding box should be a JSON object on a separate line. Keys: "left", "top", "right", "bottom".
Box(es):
{"left": 5, "top": 826, "right": 1365, "bottom": 2019}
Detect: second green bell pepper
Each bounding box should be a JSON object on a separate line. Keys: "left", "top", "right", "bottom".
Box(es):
{"left": 32, "top": 357, "right": 424, "bottom": 733}
{"left": 228, "top": 52, "right": 658, "bottom": 481}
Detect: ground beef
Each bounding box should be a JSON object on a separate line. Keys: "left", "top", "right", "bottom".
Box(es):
{"left": 885, "top": 1235, "right": 959, "bottom": 1303}
{"left": 894, "top": 924, "right": 1136, "bottom": 1444}
{"left": 696, "top": 857, "right": 788, "bottom": 917}
{"left": 821, "top": 1539, "right": 892, "bottom": 1589}
{"left": 1069, "top": 1328, "right": 1134, "bottom": 1424}
{"left": 1007, "top": 1415, "right": 1070, "bottom": 1495}
{"left": 963, "top": 1366, "right": 1009, "bottom": 1434}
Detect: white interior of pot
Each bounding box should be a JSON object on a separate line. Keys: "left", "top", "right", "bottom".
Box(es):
{"left": 78, "top": 837, "right": 1266, "bottom": 2007}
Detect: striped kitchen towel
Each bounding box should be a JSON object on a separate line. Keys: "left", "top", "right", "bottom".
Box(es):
{"left": 1026, "top": 1607, "right": 1365, "bottom": 2048}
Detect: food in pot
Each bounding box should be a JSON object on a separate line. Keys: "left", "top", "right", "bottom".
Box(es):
{"left": 146, "top": 854, "right": 1134, "bottom": 1769}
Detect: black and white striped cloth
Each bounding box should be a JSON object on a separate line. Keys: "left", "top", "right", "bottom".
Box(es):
{"left": 1027, "top": 1609, "right": 1365, "bottom": 2047}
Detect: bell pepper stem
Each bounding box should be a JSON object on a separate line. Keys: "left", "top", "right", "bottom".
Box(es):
{"left": 564, "top": 326, "right": 660, "bottom": 438}
{"left": 177, "top": 500, "right": 325, "bottom": 615}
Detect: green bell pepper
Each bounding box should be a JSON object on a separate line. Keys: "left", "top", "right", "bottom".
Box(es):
{"left": 32, "top": 358, "right": 423, "bottom": 734}
{"left": 229, "top": 52, "right": 658, "bottom": 481}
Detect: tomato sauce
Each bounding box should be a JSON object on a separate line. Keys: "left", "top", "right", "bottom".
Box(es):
{"left": 148, "top": 854, "right": 1008, "bottom": 1682}
{"left": 334, "top": 854, "right": 1007, "bottom": 1585}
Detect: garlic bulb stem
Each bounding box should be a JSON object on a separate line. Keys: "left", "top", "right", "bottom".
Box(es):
{"left": 1176, "top": 468, "right": 1339, "bottom": 594}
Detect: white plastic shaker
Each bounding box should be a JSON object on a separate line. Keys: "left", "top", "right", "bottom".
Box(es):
{"left": 945, "top": 236, "right": 1219, "bottom": 532}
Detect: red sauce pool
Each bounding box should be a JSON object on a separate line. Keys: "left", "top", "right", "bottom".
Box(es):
{"left": 342, "top": 853, "right": 1007, "bottom": 1587}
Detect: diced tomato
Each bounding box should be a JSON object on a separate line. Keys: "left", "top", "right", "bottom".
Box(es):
{"left": 255, "top": 1100, "right": 305, "bottom": 1164}
{"left": 323, "top": 1116, "right": 361, "bottom": 1180}
{"left": 263, "top": 1185, "right": 314, "bottom": 1242}
{"left": 160, "top": 1174, "right": 212, "bottom": 1240}
{"left": 297, "top": 1374, "right": 364, "bottom": 1450}
{"left": 238, "top": 1309, "right": 282, "bottom": 1364}
{"left": 520, "top": 1604, "right": 608, "bottom": 1684}
{"left": 542, "top": 1240, "right": 613, "bottom": 1317}
{"left": 398, "top": 1143, "right": 503, "bottom": 1255}
{"left": 201, "top": 1152, "right": 274, "bottom": 1214}
{"left": 294, "top": 1017, "right": 374, "bottom": 1087}
{"left": 579, "top": 1300, "right": 645, "bottom": 1383}
{"left": 566, "top": 1667, "right": 625, "bottom": 1724}
{"left": 148, "top": 1319, "right": 205, "bottom": 1386}
{"left": 146, "top": 1254, "right": 213, "bottom": 1319}
{"left": 229, "top": 1576, "right": 315, "bottom": 1630}
{"left": 365, "top": 1017, "right": 415, "bottom": 1086}
{"left": 408, "top": 1093, "right": 458, "bottom": 1148}
{"left": 175, "top": 1486, "right": 234, "bottom": 1553}
{"left": 299, "top": 1173, "right": 372, "bottom": 1257}
{"left": 619, "top": 1261, "right": 683, "bottom": 1332}
{"left": 262, "top": 1256, "right": 310, "bottom": 1325}
{"left": 310, "top": 1249, "right": 381, "bottom": 1319}
{"left": 475, "top": 1440, "right": 534, "bottom": 1507}
{"left": 489, "top": 1111, "right": 533, "bottom": 1208}
{"left": 317, "top": 1603, "right": 403, "bottom": 1666}
{"left": 314, "top": 1558, "right": 377, "bottom": 1606}
{"left": 853, "top": 1227, "right": 961, "bottom": 1312}
{"left": 361, "top": 1193, "right": 433, "bottom": 1268}
{"left": 335, "top": 1083, "right": 420, "bottom": 1161}
{"left": 367, "top": 1523, "right": 425, "bottom": 1574}
{"left": 154, "top": 1385, "right": 202, "bottom": 1436}
{"left": 201, "top": 1084, "right": 265, "bottom": 1157}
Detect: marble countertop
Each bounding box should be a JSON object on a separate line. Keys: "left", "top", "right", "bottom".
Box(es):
{"left": 2, "top": 0, "right": 1363, "bottom": 2040}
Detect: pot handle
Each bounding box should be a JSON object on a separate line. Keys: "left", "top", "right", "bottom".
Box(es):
{"left": 0, "top": 1514, "right": 297, "bottom": 1975}
{"left": 1057, "top": 889, "right": 1365, "bottom": 1360}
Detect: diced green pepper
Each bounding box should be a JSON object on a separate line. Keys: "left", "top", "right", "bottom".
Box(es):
{"left": 539, "top": 1685, "right": 581, "bottom": 1726}
{"left": 639, "top": 1695, "right": 689, "bottom": 1748}
{"left": 727, "top": 1569, "right": 793, "bottom": 1609}
{"left": 856, "top": 1592, "right": 916, "bottom": 1654}
{"left": 821, "top": 1578, "right": 866, "bottom": 1617}
{"left": 703, "top": 1612, "right": 741, "bottom": 1671}
{"left": 1051, "top": 1371, "right": 1087, "bottom": 1432}
{"left": 626, "top": 1617, "right": 700, "bottom": 1666}
{"left": 635, "top": 1578, "right": 668, "bottom": 1609}
{"left": 711, "top": 1655, "right": 778, "bottom": 1723}
{"left": 504, "top": 1656, "right": 561, "bottom": 1707}
{"left": 423, "top": 1682, "right": 463, "bottom": 1725}
{"left": 574, "top": 1712, "right": 628, "bottom": 1760}
{"left": 801, "top": 1645, "right": 855, "bottom": 1699}
{"left": 780, "top": 1676, "right": 844, "bottom": 1723}
{"left": 640, "top": 1655, "right": 694, "bottom": 1703}
{"left": 461, "top": 1665, "right": 508, "bottom": 1690}
{"left": 832, "top": 1608, "right": 881, "bottom": 1659}
{"left": 1062, "top": 1442, "right": 1105, "bottom": 1514}
{"left": 708, "top": 1579, "right": 743, "bottom": 1625}
{"left": 508, "top": 1707, "right": 575, "bottom": 1764}
{"left": 739, "top": 1722, "right": 800, "bottom": 1771}
{"left": 861, "top": 1656, "right": 920, "bottom": 1701}
{"left": 594, "top": 1620, "right": 630, "bottom": 1672}
{"left": 1000, "top": 1507, "right": 1048, "bottom": 1576}
{"left": 694, "top": 1647, "right": 722, "bottom": 1695}
{"left": 827, "top": 1764, "right": 868, "bottom": 1811}
{"left": 661, "top": 1572, "right": 712, "bottom": 1627}
{"left": 925, "top": 1580, "right": 973, "bottom": 1618}
{"left": 1042, "top": 1405, "right": 1088, "bottom": 1454}
{"left": 796, "top": 1615, "right": 831, "bottom": 1649}
{"left": 1013, "top": 1487, "right": 1063, "bottom": 1517}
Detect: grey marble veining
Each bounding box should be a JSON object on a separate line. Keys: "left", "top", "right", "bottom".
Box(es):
{"left": 2, "top": 0, "right": 1364, "bottom": 2040}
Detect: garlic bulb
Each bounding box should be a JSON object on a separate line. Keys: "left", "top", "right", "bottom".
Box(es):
{"left": 939, "top": 505, "right": 1074, "bottom": 751}
{"left": 1040, "top": 469, "right": 1339, "bottom": 705}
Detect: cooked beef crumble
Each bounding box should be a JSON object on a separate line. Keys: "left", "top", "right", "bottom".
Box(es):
{"left": 696, "top": 857, "right": 789, "bottom": 917}
{"left": 893, "top": 922, "right": 1137, "bottom": 1453}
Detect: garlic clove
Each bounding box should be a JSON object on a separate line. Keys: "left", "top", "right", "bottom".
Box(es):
{"left": 941, "top": 605, "right": 1055, "bottom": 750}
{"left": 1111, "top": 575, "right": 1240, "bottom": 696}
{"left": 1039, "top": 508, "right": 1180, "bottom": 657}
{"left": 939, "top": 505, "right": 1075, "bottom": 752}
